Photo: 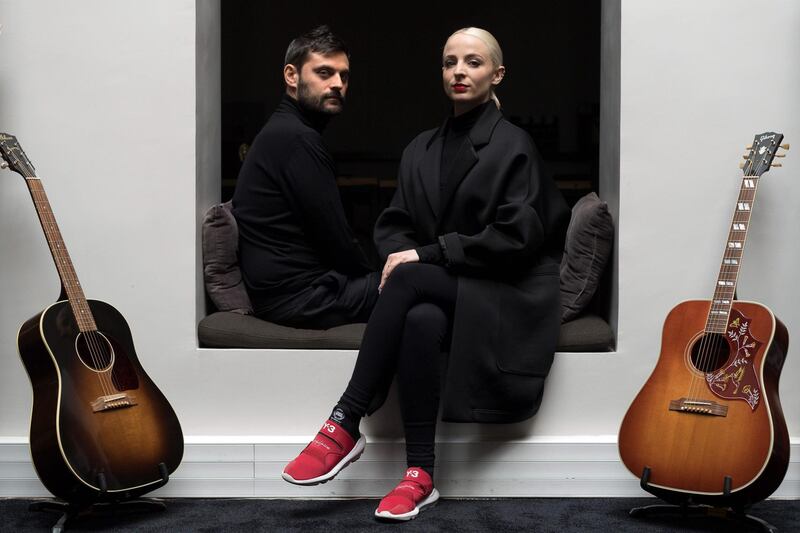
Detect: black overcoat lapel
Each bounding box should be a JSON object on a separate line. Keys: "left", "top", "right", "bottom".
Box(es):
{"left": 419, "top": 134, "right": 443, "bottom": 217}
{"left": 438, "top": 104, "right": 503, "bottom": 218}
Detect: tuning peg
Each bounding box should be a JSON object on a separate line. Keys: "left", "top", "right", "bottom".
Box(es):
{"left": 739, "top": 162, "right": 746, "bottom": 169}
{"left": 775, "top": 152, "right": 786, "bottom": 157}
{"left": 746, "top": 144, "right": 753, "bottom": 150}
{"left": 780, "top": 143, "right": 790, "bottom": 150}
{"left": 742, "top": 154, "right": 750, "bottom": 159}
{"left": 0, "top": 159, "right": 8, "bottom": 170}
{"left": 771, "top": 162, "right": 783, "bottom": 167}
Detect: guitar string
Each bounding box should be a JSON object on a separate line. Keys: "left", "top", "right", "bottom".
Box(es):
{"left": 702, "top": 175, "right": 756, "bottom": 398}
{"left": 28, "top": 181, "right": 113, "bottom": 396}
{"left": 704, "top": 164, "right": 759, "bottom": 398}
{"left": 684, "top": 169, "right": 739, "bottom": 404}
{"left": 690, "top": 152, "right": 761, "bottom": 406}
{"left": 28, "top": 179, "right": 116, "bottom": 396}
{"left": 88, "top": 329, "right": 119, "bottom": 391}
{"left": 687, "top": 171, "right": 747, "bottom": 403}
{"left": 33, "top": 180, "right": 120, "bottom": 395}
{"left": 86, "top": 328, "right": 117, "bottom": 392}
{"left": 86, "top": 331, "right": 111, "bottom": 385}
{"left": 691, "top": 163, "right": 754, "bottom": 403}
{"left": 98, "top": 328, "right": 121, "bottom": 391}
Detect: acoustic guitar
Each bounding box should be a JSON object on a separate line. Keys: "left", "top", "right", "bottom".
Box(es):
{"left": 0, "top": 133, "right": 183, "bottom": 502}
{"left": 618, "top": 132, "right": 790, "bottom": 507}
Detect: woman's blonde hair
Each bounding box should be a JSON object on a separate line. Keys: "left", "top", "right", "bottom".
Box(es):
{"left": 448, "top": 27, "right": 504, "bottom": 108}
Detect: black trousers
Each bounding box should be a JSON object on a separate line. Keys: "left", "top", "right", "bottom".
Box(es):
{"left": 338, "top": 263, "right": 457, "bottom": 470}
{"left": 256, "top": 271, "right": 380, "bottom": 330}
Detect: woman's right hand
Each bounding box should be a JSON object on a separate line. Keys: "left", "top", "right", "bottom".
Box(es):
{"left": 379, "top": 249, "right": 419, "bottom": 292}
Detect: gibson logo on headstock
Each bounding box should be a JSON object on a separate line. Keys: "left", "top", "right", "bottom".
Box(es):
{"left": 758, "top": 133, "right": 776, "bottom": 142}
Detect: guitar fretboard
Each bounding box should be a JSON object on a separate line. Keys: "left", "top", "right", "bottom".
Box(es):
{"left": 25, "top": 177, "right": 97, "bottom": 332}
{"left": 705, "top": 175, "right": 759, "bottom": 333}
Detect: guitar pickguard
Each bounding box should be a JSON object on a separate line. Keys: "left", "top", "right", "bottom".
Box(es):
{"left": 705, "top": 308, "right": 763, "bottom": 410}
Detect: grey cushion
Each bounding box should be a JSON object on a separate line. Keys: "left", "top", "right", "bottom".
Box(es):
{"left": 202, "top": 201, "right": 253, "bottom": 315}
{"left": 560, "top": 192, "right": 614, "bottom": 322}
{"left": 198, "top": 311, "right": 366, "bottom": 350}
{"left": 557, "top": 313, "right": 614, "bottom": 352}
{"left": 198, "top": 311, "right": 612, "bottom": 352}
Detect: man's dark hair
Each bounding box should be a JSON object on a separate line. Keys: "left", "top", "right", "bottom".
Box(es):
{"left": 284, "top": 25, "right": 350, "bottom": 69}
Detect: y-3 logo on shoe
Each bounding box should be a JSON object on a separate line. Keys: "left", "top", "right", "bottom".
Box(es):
{"left": 406, "top": 469, "right": 419, "bottom": 478}
{"left": 323, "top": 422, "right": 336, "bottom": 434}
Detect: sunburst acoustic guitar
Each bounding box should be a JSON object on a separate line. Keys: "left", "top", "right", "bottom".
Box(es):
{"left": 618, "top": 132, "right": 790, "bottom": 508}
{"left": 0, "top": 133, "right": 183, "bottom": 503}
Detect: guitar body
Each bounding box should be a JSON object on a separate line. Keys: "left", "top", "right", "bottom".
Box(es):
{"left": 18, "top": 299, "right": 183, "bottom": 502}
{"left": 619, "top": 299, "right": 789, "bottom": 507}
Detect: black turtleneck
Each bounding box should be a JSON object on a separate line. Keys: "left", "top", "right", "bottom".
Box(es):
{"left": 415, "top": 100, "right": 494, "bottom": 265}
{"left": 282, "top": 93, "right": 332, "bottom": 134}
{"left": 440, "top": 100, "right": 491, "bottom": 188}
{"left": 232, "top": 94, "right": 372, "bottom": 315}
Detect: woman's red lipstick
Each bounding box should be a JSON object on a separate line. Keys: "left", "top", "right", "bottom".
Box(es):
{"left": 453, "top": 84, "right": 468, "bottom": 93}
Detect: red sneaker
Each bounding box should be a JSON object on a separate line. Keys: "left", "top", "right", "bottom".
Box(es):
{"left": 374, "top": 467, "right": 439, "bottom": 521}
{"left": 282, "top": 420, "right": 365, "bottom": 485}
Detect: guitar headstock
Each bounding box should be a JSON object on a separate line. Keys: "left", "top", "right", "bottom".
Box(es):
{"left": 741, "top": 132, "right": 788, "bottom": 177}
{"left": 0, "top": 133, "right": 36, "bottom": 178}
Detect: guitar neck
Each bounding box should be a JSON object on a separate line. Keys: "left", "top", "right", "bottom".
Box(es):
{"left": 705, "top": 175, "right": 760, "bottom": 334}
{"left": 24, "top": 177, "right": 97, "bottom": 332}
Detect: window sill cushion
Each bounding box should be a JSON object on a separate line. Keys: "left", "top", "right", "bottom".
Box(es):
{"left": 198, "top": 312, "right": 612, "bottom": 352}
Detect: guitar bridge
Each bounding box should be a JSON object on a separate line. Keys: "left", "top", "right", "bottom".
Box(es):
{"left": 91, "top": 393, "right": 137, "bottom": 412}
{"left": 669, "top": 398, "right": 728, "bottom": 417}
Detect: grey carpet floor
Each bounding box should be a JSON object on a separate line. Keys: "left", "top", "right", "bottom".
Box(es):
{"left": 1, "top": 497, "right": 797, "bottom": 532}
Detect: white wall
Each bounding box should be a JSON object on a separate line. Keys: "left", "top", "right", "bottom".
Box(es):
{"left": 0, "top": 0, "right": 798, "bottom": 497}
{"left": 615, "top": 0, "right": 800, "bottom": 441}
{"left": 0, "top": 0, "right": 198, "bottom": 432}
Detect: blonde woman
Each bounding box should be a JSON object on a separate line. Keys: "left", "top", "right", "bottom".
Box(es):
{"left": 283, "top": 28, "right": 569, "bottom": 522}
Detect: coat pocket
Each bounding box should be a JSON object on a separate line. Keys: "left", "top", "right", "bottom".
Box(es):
{"left": 493, "top": 265, "right": 561, "bottom": 377}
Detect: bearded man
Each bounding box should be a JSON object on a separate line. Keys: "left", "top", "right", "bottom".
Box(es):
{"left": 232, "top": 26, "right": 378, "bottom": 329}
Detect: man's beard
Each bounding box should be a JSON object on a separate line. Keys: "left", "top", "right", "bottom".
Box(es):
{"left": 297, "top": 78, "right": 345, "bottom": 115}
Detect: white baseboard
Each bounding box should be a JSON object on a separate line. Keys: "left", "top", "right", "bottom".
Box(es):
{"left": 1, "top": 437, "right": 797, "bottom": 498}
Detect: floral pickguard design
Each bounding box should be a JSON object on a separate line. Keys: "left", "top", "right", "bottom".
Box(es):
{"left": 705, "top": 309, "right": 763, "bottom": 410}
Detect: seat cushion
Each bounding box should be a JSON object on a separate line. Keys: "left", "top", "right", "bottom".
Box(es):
{"left": 560, "top": 192, "right": 614, "bottom": 322}
{"left": 202, "top": 201, "right": 253, "bottom": 315}
{"left": 198, "top": 312, "right": 612, "bottom": 352}
{"left": 557, "top": 313, "right": 614, "bottom": 352}
{"left": 198, "top": 311, "right": 366, "bottom": 350}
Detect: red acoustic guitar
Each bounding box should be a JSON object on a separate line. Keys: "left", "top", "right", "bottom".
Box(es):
{"left": 0, "top": 133, "right": 183, "bottom": 503}
{"left": 618, "top": 132, "right": 790, "bottom": 508}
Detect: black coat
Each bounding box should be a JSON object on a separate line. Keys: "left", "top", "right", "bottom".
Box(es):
{"left": 373, "top": 103, "right": 570, "bottom": 423}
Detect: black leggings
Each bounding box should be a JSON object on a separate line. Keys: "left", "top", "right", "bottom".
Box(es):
{"left": 337, "top": 263, "right": 457, "bottom": 471}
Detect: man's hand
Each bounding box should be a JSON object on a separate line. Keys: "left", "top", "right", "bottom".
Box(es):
{"left": 379, "top": 250, "right": 419, "bottom": 292}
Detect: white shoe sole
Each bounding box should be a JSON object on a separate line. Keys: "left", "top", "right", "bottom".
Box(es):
{"left": 374, "top": 488, "right": 440, "bottom": 521}
{"left": 281, "top": 435, "right": 366, "bottom": 486}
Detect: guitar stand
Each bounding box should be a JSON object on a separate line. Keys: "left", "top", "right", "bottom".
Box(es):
{"left": 630, "top": 467, "right": 779, "bottom": 533}
{"left": 29, "top": 462, "right": 170, "bottom": 533}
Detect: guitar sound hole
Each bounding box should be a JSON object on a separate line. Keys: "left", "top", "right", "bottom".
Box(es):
{"left": 690, "top": 333, "right": 730, "bottom": 373}
{"left": 75, "top": 331, "right": 115, "bottom": 372}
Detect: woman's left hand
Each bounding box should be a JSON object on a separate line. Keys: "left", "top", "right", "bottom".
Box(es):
{"left": 379, "top": 250, "right": 419, "bottom": 292}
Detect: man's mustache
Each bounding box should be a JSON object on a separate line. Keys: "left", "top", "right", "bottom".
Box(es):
{"left": 323, "top": 92, "right": 344, "bottom": 103}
